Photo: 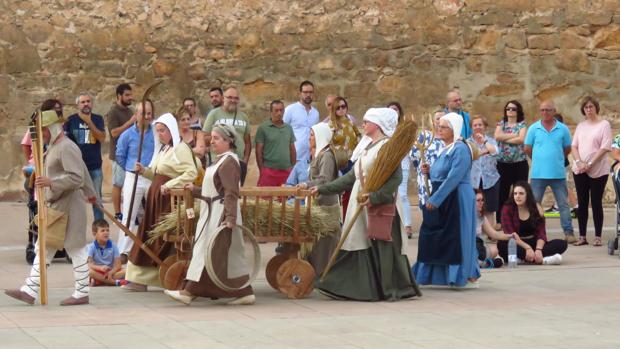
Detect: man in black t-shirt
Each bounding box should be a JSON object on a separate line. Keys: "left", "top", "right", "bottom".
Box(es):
{"left": 64, "top": 92, "right": 106, "bottom": 220}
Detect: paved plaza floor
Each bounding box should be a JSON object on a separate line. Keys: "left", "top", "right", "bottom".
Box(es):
{"left": 1, "top": 201, "right": 620, "bottom": 348}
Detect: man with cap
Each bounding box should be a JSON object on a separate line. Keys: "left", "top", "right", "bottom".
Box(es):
{"left": 5, "top": 110, "right": 97, "bottom": 306}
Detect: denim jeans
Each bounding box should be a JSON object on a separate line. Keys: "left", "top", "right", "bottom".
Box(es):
{"left": 89, "top": 167, "right": 104, "bottom": 221}
{"left": 530, "top": 178, "right": 573, "bottom": 235}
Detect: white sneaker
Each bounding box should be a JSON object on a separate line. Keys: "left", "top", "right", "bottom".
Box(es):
{"left": 543, "top": 254, "right": 562, "bottom": 265}
{"left": 227, "top": 294, "right": 255, "bottom": 305}
{"left": 164, "top": 289, "right": 194, "bottom": 305}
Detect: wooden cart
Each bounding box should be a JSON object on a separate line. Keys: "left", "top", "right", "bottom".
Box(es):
{"left": 160, "top": 186, "right": 321, "bottom": 299}
{"left": 159, "top": 188, "right": 196, "bottom": 290}
{"left": 240, "top": 186, "right": 318, "bottom": 299}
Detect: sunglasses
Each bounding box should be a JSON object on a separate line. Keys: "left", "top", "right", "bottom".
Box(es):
{"left": 505, "top": 107, "right": 518, "bottom": 112}
{"left": 540, "top": 108, "right": 555, "bottom": 112}
{"left": 337, "top": 104, "right": 347, "bottom": 110}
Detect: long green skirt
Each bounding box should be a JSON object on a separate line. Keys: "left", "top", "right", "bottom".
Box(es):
{"left": 316, "top": 213, "right": 421, "bottom": 301}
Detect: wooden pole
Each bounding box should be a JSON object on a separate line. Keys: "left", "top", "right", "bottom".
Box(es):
{"left": 96, "top": 203, "right": 163, "bottom": 265}
{"left": 320, "top": 206, "right": 363, "bottom": 282}
{"left": 125, "top": 80, "right": 162, "bottom": 229}
{"left": 30, "top": 113, "right": 48, "bottom": 305}
{"left": 124, "top": 117, "right": 146, "bottom": 228}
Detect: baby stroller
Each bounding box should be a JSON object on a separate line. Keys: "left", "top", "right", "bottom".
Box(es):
{"left": 608, "top": 162, "right": 620, "bottom": 256}
{"left": 24, "top": 168, "right": 71, "bottom": 265}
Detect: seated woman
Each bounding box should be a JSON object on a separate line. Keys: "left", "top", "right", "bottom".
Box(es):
{"left": 498, "top": 181, "right": 567, "bottom": 265}
{"left": 123, "top": 113, "right": 198, "bottom": 291}
{"left": 474, "top": 190, "right": 511, "bottom": 268}
{"left": 165, "top": 123, "right": 254, "bottom": 305}
{"left": 312, "top": 108, "right": 419, "bottom": 301}
{"left": 298, "top": 123, "right": 340, "bottom": 275}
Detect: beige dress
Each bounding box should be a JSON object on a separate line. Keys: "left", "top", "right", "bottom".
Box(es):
{"left": 126, "top": 144, "right": 198, "bottom": 286}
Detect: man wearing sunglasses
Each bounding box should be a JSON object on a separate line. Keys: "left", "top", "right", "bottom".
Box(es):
{"left": 524, "top": 100, "right": 575, "bottom": 243}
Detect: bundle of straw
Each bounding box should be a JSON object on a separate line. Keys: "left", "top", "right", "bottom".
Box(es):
{"left": 321, "top": 119, "right": 418, "bottom": 280}
{"left": 147, "top": 201, "right": 200, "bottom": 245}
{"left": 147, "top": 200, "right": 340, "bottom": 249}
{"left": 241, "top": 201, "right": 340, "bottom": 239}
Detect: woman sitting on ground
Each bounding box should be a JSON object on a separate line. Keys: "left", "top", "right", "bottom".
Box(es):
{"left": 498, "top": 181, "right": 567, "bottom": 265}
{"left": 474, "top": 190, "right": 512, "bottom": 268}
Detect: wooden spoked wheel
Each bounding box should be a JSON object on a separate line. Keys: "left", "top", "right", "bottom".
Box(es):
{"left": 276, "top": 259, "right": 316, "bottom": 299}
{"left": 159, "top": 255, "right": 178, "bottom": 287}
{"left": 265, "top": 254, "right": 291, "bottom": 291}
{"left": 164, "top": 260, "right": 190, "bottom": 290}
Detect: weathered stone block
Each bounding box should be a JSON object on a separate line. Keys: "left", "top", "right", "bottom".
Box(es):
{"left": 100, "top": 62, "right": 125, "bottom": 78}
{"left": 475, "top": 30, "right": 502, "bottom": 50}
{"left": 481, "top": 82, "right": 524, "bottom": 97}
{"left": 527, "top": 34, "right": 560, "bottom": 50}
{"left": 0, "top": 76, "right": 10, "bottom": 103}
{"left": 554, "top": 50, "right": 592, "bottom": 73}
{"left": 559, "top": 30, "right": 589, "bottom": 49}
{"left": 188, "top": 63, "right": 207, "bottom": 80}
{"left": 593, "top": 26, "right": 620, "bottom": 50}
{"left": 5, "top": 45, "right": 41, "bottom": 73}
{"left": 22, "top": 18, "right": 55, "bottom": 43}
{"left": 504, "top": 30, "right": 527, "bottom": 49}
{"left": 153, "top": 59, "right": 175, "bottom": 77}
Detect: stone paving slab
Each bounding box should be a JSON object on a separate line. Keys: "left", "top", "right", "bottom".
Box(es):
{"left": 1, "top": 202, "right": 620, "bottom": 348}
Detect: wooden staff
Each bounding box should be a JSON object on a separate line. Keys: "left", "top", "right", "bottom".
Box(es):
{"left": 320, "top": 205, "right": 363, "bottom": 282}
{"left": 96, "top": 203, "right": 163, "bottom": 265}
{"left": 29, "top": 111, "right": 48, "bottom": 305}
{"left": 125, "top": 81, "right": 162, "bottom": 229}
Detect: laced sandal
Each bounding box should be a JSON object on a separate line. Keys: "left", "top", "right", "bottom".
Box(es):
{"left": 573, "top": 237, "right": 588, "bottom": 246}
{"left": 593, "top": 237, "right": 603, "bottom": 247}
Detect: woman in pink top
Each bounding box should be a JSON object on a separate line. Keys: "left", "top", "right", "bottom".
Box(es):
{"left": 571, "top": 96, "right": 612, "bottom": 246}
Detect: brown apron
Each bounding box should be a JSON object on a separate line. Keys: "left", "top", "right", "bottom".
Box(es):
{"left": 128, "top": 174, "right": 173, "bottom": 267}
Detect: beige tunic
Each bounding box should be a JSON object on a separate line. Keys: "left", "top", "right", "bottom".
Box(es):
{"left": 143, "top": 144, "right": 198, "bottom": 188}
{"left": 44, "top": 137, "right": 96, "bottom": 250}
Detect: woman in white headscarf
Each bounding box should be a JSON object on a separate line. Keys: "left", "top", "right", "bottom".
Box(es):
{"left": 311, "top": 108, "right": 419, "bottom": 301}
{"left": 413, "top": 112, "right": 480, "bottom": 289}
{"left": 298, "top": 122, "right": 340, "bottom": 275}
{"left": 124, "top": 113, "right": 198, "bottom": 291}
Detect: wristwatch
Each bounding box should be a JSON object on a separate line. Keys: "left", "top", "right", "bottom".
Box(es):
{"left": 587, "top": 161, "right": 593, "bottom": 167}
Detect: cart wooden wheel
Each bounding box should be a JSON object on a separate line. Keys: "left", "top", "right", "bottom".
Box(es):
{"left": 164, "top": 260, "right": 190, "bottom": 290}
{"left": 276, "top": 259, "right": 316, "bottom": 299}
{"left": 265, "top": 254, "right": 291, "bottom": 291}
{"left": 159, "top": 255, "right": 178, "bottom": 287}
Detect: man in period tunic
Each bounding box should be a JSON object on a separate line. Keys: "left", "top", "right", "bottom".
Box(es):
{"left": 5, "top": 110, "right": 97, "bottom": 306}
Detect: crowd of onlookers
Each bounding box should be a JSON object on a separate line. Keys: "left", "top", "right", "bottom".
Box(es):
{"left": 19, "top": 82, "right": 617, "bottom": 285}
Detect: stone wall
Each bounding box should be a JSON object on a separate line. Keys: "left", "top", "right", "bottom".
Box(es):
{"left": 1, "top": 0, "right": 619, "bottom": 200}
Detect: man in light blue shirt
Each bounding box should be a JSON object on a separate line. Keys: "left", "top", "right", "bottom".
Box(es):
{"left": 114, "top": 101, "right": 155, "bottom": 258}
{"left": 283, "top": 80, "right": 319, "bottom": 184}
{"left": 524, "top": 100, "right": 575, "bottom": 242}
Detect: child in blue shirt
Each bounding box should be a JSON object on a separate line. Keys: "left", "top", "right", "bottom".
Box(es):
{"left": 87, "top": 219, "right": 126, "bottom": 286}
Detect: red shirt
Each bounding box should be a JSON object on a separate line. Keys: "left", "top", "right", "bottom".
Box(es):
{"left": 501, "top": 203, "right": 547, "bottom": 242}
